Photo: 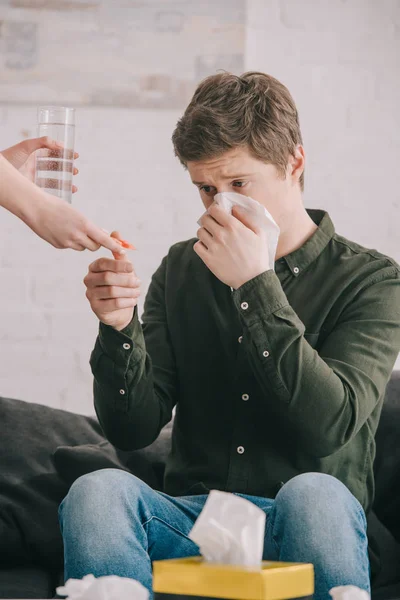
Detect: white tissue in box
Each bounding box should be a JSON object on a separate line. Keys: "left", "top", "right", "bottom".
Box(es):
{"left": 56, "top": 574, "right": 149, "bottom": 600}
{"left": 188, "top": 490, "right": 266, "bottom": 568}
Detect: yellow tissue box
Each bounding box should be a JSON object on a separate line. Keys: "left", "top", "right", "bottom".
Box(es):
{"left": 153, "top": 556, "right": 314, "bottom": 600}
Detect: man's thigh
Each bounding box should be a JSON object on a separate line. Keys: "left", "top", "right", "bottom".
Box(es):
{"left": 236, "top": 493, "right": 276, "bottom": 560}
{"left": 145, "top": 490, "right": 208, "bottom": 562}
{"left": 237, "top": 493, "right": 275, "bottom": 513}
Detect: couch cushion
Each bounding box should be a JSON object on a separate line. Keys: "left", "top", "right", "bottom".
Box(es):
{"left": 369, "top": 511, "right": 400, "bottom": 589}
{"left": 372, "top": 583, "right": 400, "bottom": 600}
{"left": 374, "top": 372, "right": 400, "bottom": 542}
{"left": 0, "top": 397, "right": 104, "bottom": 569}
{"left": 0, "top": 566, "right": 55, "bottom": 599}
{"left": 53, "top": 422, "right": 172, "bottom": 490}
{"left": 0, "top": 395, "right": 172, "bottom": 572}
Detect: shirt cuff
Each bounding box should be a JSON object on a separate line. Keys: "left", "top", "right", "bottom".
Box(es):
{"left": 232, "top": 270, "right": 289, "bottom": 325}
{"left": 97, "top": 309, "right": 142, "bottom": 368}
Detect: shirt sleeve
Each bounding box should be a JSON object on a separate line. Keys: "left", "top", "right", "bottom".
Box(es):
{"left": 232, "top": 266, "right": 400, "bottom": 458}
{"left": 90, "top": 255, "right": 177, "bottom": 451}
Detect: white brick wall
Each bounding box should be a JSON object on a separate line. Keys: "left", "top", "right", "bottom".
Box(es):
{"left": 0, "top": 0, "right": 399, "bottom": 414}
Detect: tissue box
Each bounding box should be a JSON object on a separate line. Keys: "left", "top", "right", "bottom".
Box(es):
{"left": 153, "top": 557, "right": 314, "bottom": 600}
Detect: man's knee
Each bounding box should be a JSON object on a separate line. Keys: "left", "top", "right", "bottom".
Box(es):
{"left": 275, "top": 473, "right": 363, "bottom": 523}
{"left": 60, "top": 469, "right": 147, "bottom": 521}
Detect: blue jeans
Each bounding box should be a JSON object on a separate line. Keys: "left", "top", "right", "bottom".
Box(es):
{"left": 59, "top": 470, "right": 370, "bottom": 600}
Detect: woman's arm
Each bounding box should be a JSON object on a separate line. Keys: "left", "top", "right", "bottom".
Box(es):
{"left": 0, "top": 142, "right": 124, "bottom": 253}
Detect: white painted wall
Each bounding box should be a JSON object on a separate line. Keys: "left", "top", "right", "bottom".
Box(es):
{"left": 1, "top": 0, "right": 399, "bottom": 414}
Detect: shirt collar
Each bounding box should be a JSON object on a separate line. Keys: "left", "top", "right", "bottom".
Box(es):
{"left": 275, "top": 210, "right": 335, "bottom": 277}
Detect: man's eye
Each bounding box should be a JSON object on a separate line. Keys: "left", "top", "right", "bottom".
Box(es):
{"left": 232, "top": 181, "right": 246, "bottom": 188}
{"left": 200, "top": 185, "right": 215, "bottom": 196}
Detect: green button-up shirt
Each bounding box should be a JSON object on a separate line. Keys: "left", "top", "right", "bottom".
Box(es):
{"left": 90, "top": 210, "right": 400, "bottom": 512}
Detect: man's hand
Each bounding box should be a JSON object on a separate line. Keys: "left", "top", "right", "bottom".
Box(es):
{"left": 84, "top": 254, "right": 141, "bottom": 331}
{"left": 1, "top": 137, "right": 79, "bottom": 192}
{"left": 194, "top": 203, "right": 270, "bottom": 289}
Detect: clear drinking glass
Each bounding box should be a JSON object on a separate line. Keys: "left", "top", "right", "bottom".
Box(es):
{"left": 35, "top": 106, "right": 75, "bottom": 203}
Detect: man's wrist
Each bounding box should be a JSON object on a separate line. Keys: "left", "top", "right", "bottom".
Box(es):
{"left": 232, "top": 270, "right": 289, "bottom": 322}
{"left": 98, "top": 314, "right": 137, "bottom": 363}
{"left": 231, "top": 267, "right": 271, "bottom": 291}
{"left": 113, "top": 314, "right": 136, "bottom": 333}
{"left": 98, "top": 310, "right": 136, "bottom": 336}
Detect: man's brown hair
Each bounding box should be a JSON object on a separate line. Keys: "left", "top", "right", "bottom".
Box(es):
{"left": 172, "top": 71, "right": 304, "bottom": 190}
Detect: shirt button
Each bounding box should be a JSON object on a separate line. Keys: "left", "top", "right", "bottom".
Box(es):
{"left": 293, "top": 267, "right": 300, "bottom": 274}
{"left": 237, "top": 446, "right": 245, "bottom": 454}
{"left": 242, "top": 393, "right": 249, "bottom": 401}
{"left": 119, "top": 389, "right": 126, "bottom": 395}
{"left": 241, "top": 302, "right": 249, "bottom": 310}
{"left": 123, "top": 343, "right": 130, "bottom": 350}
{"left": 263, "top": 350, "right": 270, "bottom": 358}
{"left": 238, "top": 336, "right": 243, "bottom": 343}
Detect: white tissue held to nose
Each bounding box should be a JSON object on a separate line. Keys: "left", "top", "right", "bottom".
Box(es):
{"left": 188, "top": 489, "right": 266, "bottom": 568}
{"left": 197, "top": 191, "right": 280, "bottom": 271}
{"left": 56, "top": 574, "right": 149, "bottom": 600}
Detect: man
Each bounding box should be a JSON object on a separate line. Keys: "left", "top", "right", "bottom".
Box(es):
{"left": 60, "top": 72, "right": 400, "bottom": 600}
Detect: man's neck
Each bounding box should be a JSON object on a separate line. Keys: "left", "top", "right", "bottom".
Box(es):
{"left": 276, "top": 206, "right": 318, "bottom": 261}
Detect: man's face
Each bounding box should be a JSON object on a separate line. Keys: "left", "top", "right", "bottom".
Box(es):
{"left": 187, "top": 146, "right": 303, "bottom": 227}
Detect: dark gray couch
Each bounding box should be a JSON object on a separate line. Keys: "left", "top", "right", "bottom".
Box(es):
{"left": 1, "top": 372, "right": 400, "bottom": 599}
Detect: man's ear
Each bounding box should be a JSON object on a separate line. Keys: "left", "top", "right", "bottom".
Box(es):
{"left": 288, "top": 145, "right": 305, "bottom": 186}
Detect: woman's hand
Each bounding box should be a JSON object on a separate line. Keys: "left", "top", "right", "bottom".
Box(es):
{"left": 27, "top": 190, "right": 127, "bottom": 253}
{"left": 1, "top": 137, "right": 79, "bottom": 192}
{"left": 0, "top": 151, "right": 127, "bottom": 254}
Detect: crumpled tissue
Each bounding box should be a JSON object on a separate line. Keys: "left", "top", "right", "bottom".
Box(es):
{"left": 330, "top": 586, "right": 370, "bottom": 600}
{"left": 198, "top": 191, "right": 280, "bottom": 271}
{"left": 56, "top": 574, "right": 149, "bottom": 600}
{"left": 188, "top": 490, "right": 266, "bottom": 568}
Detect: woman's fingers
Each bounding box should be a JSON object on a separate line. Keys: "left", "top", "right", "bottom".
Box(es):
{"left": 86, "top": 223, "right": 128, "bottom": 254}
{"left": 68, "top": 241, "right": 86, "bottom": 251}
{"left": 83, "top": 236, "right": 101, "bottom": 252}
